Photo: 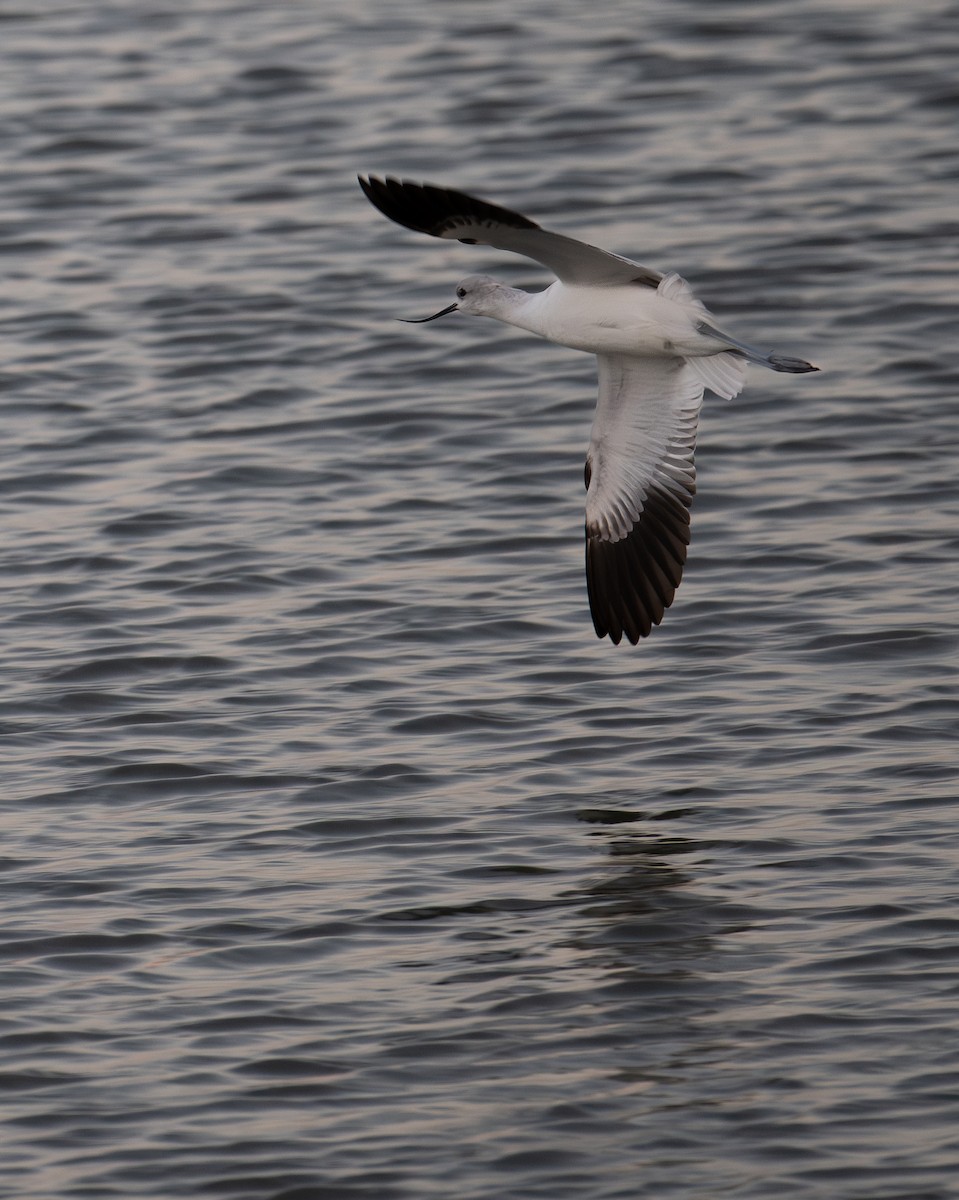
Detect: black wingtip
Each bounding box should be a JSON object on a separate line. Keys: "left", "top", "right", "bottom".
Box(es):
{"left": 358, "top": 174, "right": 540, "bottom": 239}
{"left": 585, "top": 487, "right": 691, "bottom": 646}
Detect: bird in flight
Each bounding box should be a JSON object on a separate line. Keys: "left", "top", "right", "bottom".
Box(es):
{"left": 359, "top": 175, "right": 818, "bottom": 644}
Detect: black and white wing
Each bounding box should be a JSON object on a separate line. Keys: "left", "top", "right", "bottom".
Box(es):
{"left": 585, "top": 354, "right": 703, "bottom": 644}
{"left": 359, "top": 176, "right": 663, "bottom": 288}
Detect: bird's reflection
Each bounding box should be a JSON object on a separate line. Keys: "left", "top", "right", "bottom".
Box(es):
{"left": 565, "top": 805, "right": 753, "bottom": 957}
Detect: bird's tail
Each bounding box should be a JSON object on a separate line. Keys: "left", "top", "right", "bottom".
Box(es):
{"left": 699, "top": 322, "right": 819, "bottom": 374}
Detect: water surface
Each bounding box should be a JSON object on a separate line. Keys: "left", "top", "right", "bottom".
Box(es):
{"left": 2, "top": 2, "right": 958, "bottom": 1197}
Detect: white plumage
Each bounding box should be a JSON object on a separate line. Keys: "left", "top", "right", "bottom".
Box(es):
{"left": 359, "top": 176, "right": 818, "bottom": 644}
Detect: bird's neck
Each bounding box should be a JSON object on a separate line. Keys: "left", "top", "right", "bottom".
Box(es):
{"left": 487, "top": 285, "right": 548, "bottom": 337}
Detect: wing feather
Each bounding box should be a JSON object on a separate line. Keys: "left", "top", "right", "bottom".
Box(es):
{"left": 359, "top": 176, "right": 663, "bottom": 288}
{"left": 585, "top": 355, "right": 703, "bottom": 644}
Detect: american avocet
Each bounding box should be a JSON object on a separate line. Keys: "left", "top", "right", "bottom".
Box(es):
{"left": 359, "top": 176, "right": 818, "bottom": 644}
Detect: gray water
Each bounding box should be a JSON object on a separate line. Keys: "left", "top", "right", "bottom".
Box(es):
{"left": 2, "top": 2, "right": 958, "bottom": 1197}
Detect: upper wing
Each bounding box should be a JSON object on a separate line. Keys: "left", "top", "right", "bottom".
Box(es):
{"left": 359, "top": 176, "right": 663, "bottom": 288}
{"left": 585, "top": 354, "right": 703, "bottom": 644}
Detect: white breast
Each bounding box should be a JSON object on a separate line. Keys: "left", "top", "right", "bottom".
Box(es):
{"left": 526, "top": 280, "right": 714, "bottom": 359}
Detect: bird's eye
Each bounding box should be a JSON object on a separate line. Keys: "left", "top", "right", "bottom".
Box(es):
{"left": 456, "top": 286, "right": 466, "bottom": 299}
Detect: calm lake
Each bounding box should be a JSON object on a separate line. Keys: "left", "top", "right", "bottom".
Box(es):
{"left": 2, "top": 2, "right": 958, "bottom": 1197}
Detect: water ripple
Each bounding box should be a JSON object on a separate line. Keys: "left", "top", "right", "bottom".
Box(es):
{"left": 1, "top": 2, "right": 958, "bottom": 1199}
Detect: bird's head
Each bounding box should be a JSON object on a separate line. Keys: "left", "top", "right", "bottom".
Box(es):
{"left": 400, "top": 275, "right": 505, "bottom": 323}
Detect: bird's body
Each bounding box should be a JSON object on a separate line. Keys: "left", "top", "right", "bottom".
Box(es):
{"left": 485, "top": 277, "right": 718, "bottom": 358}
{"left": 359, "top": 175, "right": 818, "bottom": 644}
